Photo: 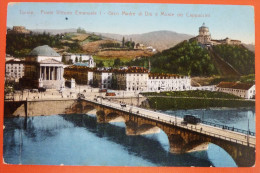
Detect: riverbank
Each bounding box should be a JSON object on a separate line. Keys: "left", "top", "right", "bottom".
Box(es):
{"left": 145, "top": 97, "right": 255, "bottom": 110}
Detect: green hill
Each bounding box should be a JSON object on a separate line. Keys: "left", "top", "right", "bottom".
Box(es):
{"left": 212, "top": 44, "right": 255, "bottom": 75}
{"left": 128, "top": 40, "right": 255, "bottom": 77}
{"left": 128, "top": 40, "right": 217, "bottom": 76}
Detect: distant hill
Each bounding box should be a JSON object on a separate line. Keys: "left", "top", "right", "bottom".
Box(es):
{"left": 97, "top": 30, "right": 193, "bottom": 51}
{"left": 243, "top": 43, "right": 255, "bottom": 52}
{"left": 31, "top": 28, "right": 77, "bottom": 35}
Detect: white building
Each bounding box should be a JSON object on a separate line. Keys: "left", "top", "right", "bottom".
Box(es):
{"left": 5, "top": 59, "right": 25, "bottom": 82}
{"left": 113, "top": 67, "right": 149, "bottom": 92}
{"left": 93, "top": 68, "right": 113, "bottom": 89}
{"left": 191, "top": 85, "right": 216, "bottom": 91}
{"left": 216, "top": 82, "right": 255, "bottom": 99}
{"left": 147, "top": 74, "right": 191, "bottom": 92}
{"left": 64, "top": 54, "right": 96, "bottom": 67}
{"left": 21, "top": 45, "right": 65, "bottom": 89}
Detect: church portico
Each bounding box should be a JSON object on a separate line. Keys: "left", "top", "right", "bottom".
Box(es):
{"left": 38, "top": 59, "right": 65, "bottom": 89}
{"left": 21, "top": 45, "right": 65, "bottom": 89}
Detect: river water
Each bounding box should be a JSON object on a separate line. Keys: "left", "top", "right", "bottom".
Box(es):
{"left": 3, "top": 108, "right": 255, "bottom": 167}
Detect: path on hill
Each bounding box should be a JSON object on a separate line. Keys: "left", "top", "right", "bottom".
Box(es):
{"left": 208, "top": 48, "right": 241, "bottom": 77}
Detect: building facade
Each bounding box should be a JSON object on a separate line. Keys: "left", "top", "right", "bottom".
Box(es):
{"left": 113, "top": 67, "right": 149, "bottom": 92}
{"left": 64, "top": 65, "right": 93, "bottom": 85}
{"left": 64, "top": 53, "right": 96, "bottom": 67}
{"left": 93, "top": 68, "right": 113, "bottom": 89}
{"left": 5, "top": 59, "right": 25, "bottom": 82}
{"left": 216, "top": 82, "right": 255, "bottom": 99}
{"left": 147, "top": 74, "right": 191, "bottom": 92}
{"left": 20, "top": 45, "right": 65, "bottom": 89}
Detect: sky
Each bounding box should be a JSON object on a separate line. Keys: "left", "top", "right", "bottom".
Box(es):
{"left": 7, "top": 3, "right": 255, "bottom": 44}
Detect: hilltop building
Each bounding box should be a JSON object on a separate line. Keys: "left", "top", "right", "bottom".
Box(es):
{"left": 147, "top": 73, "right": 191, "bottom": 92}
{"left": 63, "top": 53, "right": 96, "bottom": 67}
{"left": 5, "top": 59, "right": 25, "bottom": 82}
{"left": 196, "top": 23, "right": 241, "bottom": 46}
{"left": 8, "top": 26, "right": 31, "bottom": 34}
{"left": 20, "top": 45, "right": 65, "bottom": 89}
{"left": 216, "top": 82, "right": 255, "bottom": 99}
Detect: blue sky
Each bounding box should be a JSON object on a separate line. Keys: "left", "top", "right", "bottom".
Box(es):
{"left": 7, "top": 3, "right": 255, "bottom": 44}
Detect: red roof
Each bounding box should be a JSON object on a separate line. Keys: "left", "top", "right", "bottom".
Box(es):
{"left": 217, "top": 82, "right": 254, "bottom": 90}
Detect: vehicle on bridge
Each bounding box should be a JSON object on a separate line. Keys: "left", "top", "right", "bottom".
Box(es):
{"left": 77, "top": 93, "right": 85, "bottom": 99}
{"left": 183, "top": 114, "right": 201, "bottom": 125}
{"left": 120, "top": 103, "right": 126, "bottom": 108}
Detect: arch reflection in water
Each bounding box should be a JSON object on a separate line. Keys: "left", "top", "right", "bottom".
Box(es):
{"left": 4, "top": 114, "right": 235, "bottom": 166}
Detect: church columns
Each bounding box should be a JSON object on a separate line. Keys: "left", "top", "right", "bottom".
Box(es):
{"left": 40, "top": 66, "right": 63, "bottom": 81}
{"left": 44, "top": 67, "right": 46, "bottom": 80}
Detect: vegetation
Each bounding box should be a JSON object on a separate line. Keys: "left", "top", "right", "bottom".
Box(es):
{"left": 207, "top": 74, "right": 255, "bottom": 85}
{"left": 100, "top": 43, "right": 121, "bottom": 49}
{"left": 127, "top": 40, "right": 217, "bottom": 76}
{"left": 142, "top": 90, "right": 241, "bottom": 99}
{"left": 213, "top": 45, "right": 255, "bottom": 75}
{"left": 76, "top": 27, "right": 87, "bottom": 34}
{"left": 93, "top": 56, "right": 130, "bottom": 67}
{"left": 147, "top": 97, "right": 255, "bottom": 110}
{"left": 6, "top": 32, "right": 84, "bottom": 57}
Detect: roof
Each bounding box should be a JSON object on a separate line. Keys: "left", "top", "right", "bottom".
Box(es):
{"left": 149, "top": 73, "right": 183, "bottom": 79}
{"left": 113, "top": 66, "right": 149, "bottom": 73}
{"left": 217, "top": 82, "right": 254, "bottom": 90}
{"left": 39, "top": 59, "right": 63, "bottom": 64}
{"left": 6, "top": 59, "right": 24, "bottom": 64}
{"left": 28, "top": 45, "right": 61, "bottom": 57}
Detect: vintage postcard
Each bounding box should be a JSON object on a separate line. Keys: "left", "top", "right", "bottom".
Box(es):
{"left": 1, "top": 1, "right": 258, "bottom": 173}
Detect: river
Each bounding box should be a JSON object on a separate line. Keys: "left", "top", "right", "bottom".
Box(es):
{"left": 3, "top": 108, "right": 255, "bottom": 167}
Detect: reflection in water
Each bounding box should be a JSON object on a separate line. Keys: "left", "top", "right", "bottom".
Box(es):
{"left": 4, "top": 108, "right": 253, "bottom": 167}
{"left": 4, "top": 114, "right": 212, "bottom": 166}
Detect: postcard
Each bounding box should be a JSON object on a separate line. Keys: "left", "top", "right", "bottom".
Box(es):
{"left": 0, "top": 1, "right": 259, "bottom": 173}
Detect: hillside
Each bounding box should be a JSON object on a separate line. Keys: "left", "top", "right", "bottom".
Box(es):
{"left": 127, "top": 40, "right": 216, "bottom": 76}
{"left": 212, "top": 44, "right": 255, "bottom": 75}
{"left": 127, "top": 40, "right": 255, "bottom": 77}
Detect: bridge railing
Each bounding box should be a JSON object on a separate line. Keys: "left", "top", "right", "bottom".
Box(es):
{"left": 86, "top": 98, "right": 256, "bottom": 148}
{"left": 201, "top": 120, "right": 255, "bottom": 136}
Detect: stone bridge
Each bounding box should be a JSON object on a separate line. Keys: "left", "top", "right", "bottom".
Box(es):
{"left": 66, "top": 98, "right": 256, "bottom": 167}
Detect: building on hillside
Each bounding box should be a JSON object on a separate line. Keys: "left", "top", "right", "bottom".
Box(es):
{"left": 64, "top": 65, "right": 93, "bottom": 85}
{"left": 5, "top": 59, "right": 25, "bottom": 82}
{"left": 64, "top": 53, "right": 96, "bottom": 67}
{"left": 112, "top": 66, "right": 149, "bottom": 92}
{"left": 147, "top": 73, "right": 191, "bottom": 92}
{"left": 20, "top": 45, "right": 65, "bottom": 89}
{"left": 92, "top": 67, "right": 113, "bottom": 89}
{"left": 216, "top": 82, "right": 255, "bottom": 99}
{"left": 196, "top": 23, "right": 241, "bottom": 46}
{"left": 135, "top": 43, "right": 145, "bottom": 49}
{"left": 8, "top": 26, "right": 31, "bottom": 34}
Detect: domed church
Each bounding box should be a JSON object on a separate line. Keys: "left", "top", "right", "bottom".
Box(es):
{"left": 20, "top": 45, "right": 65, "bottom": 90}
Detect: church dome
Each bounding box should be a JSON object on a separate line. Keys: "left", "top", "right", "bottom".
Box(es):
{"left": 28, "top": 45, "right": 60, "bottom": 57}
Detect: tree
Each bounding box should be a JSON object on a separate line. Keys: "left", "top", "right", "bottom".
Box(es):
{"left": 79, "top": 55, "right": 82, "bottom": 62}
{"left": 77, "top": 27, "right": 86, "bottom": 34}
{"left": 68, "top": 59, "right": 73, "bottom": 64}
{"left": 122, "top": 37, "right": 125, "bottom": 47}
{"left": 114, "top": 58, "right": 121, "bottom": 67}
{"left": 97, "top": 61, "right": 104, "bottom": 67}
{"left": 62, "top": 55, "right": 66, "bottom": 63}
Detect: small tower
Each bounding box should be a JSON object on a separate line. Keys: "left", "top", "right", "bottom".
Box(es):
{"left": 197, "top": 23, "right": 211, "bottom": 45}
